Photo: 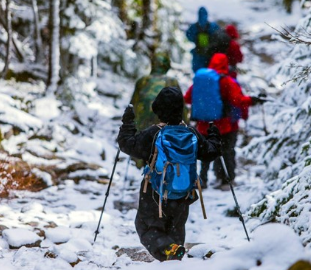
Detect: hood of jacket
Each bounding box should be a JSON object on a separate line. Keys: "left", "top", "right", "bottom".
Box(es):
{"left": 226, "top": 25, "right": 239, "bottom": 39}
{"left": 198, "top": 7, "right": 208, "bottom": 27}
{"left": 152, "top": 87, "right": 183, "bottom": 124}
{"left": 208, "top": 53, "right": 229, "bottom": 74}
{"left": 151, "top": 52, "right": 171, "bottom": 75}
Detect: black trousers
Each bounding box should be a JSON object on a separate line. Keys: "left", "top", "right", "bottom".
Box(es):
{"left": 135, "top": 180, "right": 191, "bottom": 261}
{"left": 200, "top": 131, "right": 238, "bottom": 184}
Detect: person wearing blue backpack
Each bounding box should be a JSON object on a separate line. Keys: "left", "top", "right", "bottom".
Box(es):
{"left": 186, "top": 7, "right": 220, "bottom": 72}
{"left": 184, "top": 53, "right": 263, "bottom": 190}
{"left": 117, "top": 86, "right": 221, "bottom": 261}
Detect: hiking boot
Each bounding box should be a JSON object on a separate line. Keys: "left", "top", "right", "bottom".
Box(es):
{"left": 214, "top": 182, "right": 237, "bottom": 191}
{"left": 164, "top": 244, "right": 186, "bottom": 261}
{"left": 218, "top": 184, "right": 231, "bottom": 191}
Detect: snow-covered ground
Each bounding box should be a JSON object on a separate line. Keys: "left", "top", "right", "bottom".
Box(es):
{"left": 0, "top": 0, "right": 311, "bottom": 269}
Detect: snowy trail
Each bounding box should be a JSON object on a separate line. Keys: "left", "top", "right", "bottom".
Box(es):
{"left": 0, "top": 1, "right": 309, "bottom": 270}
{"left": 114, "top": 0, "right": 305, "bottom": 263}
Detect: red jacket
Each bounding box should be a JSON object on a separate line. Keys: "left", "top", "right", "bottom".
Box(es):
{"left": 225, "top": 25, "right": 243, "bottom": 78}
{"left": 184, "top": 53, "right": 252, "bottom": 136}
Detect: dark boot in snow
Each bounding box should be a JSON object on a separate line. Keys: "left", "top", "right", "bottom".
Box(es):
{"left": 164, "top": 244, "right": 185, "bottom": 261}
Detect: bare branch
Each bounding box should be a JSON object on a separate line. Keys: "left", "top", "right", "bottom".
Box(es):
{"left": 267, "top": 23, "right": 311, "bottom": 45}
{"left": 282, "top": 64, "right": 311, "bottom": 86}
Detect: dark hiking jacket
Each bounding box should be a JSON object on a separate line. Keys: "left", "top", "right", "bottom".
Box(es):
{"left": 118, "top": 87, "right": 221, "bottom": 165}
{"left": 117, "top": 87, "right": 221, "bottom": 262}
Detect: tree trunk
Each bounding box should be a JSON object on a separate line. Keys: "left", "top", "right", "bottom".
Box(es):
{"left": 133, "top": 0, "right": 154, "bottom": 53}
{"left": 112, "top": 0, "right": 127, "bottom": 24}
{"left": 283, "top": 0, "right": 293, "bottom": 13}
{"left": 138, "top": 0, "right": 160, "bottom": 58}
{"left": 31, "top": 0, "right": 43, "bottom": 63}
{"left": 2, "top": 0, "right": 12, "bottom": 79}
{"left": 91, "top": 56, "right": 97, "bottom": 79}
{"left": 141, "top": 0, "right": 152, "bottom": 35}
{"left": 0, "top": 6, "right": 24, "bottom": 62}
{"left": 47, "top": 0, "right": 60, "bottom": 93}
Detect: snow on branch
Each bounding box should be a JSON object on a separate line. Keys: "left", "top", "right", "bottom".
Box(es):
{"left": 267, "top": 24, "right": 311, "bottom": 85}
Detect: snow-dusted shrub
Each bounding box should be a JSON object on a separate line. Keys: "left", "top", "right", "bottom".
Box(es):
{"left": 60, "top": 0, "right": 131, "bottom": 76}
{"left": 249, "top": 161, "right": 311, "bottom": 247}
{"left": 244, "top": 9, "right": 311, "bottom": 186}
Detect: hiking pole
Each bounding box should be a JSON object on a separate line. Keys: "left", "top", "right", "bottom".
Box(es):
{"left": 94, "top": 148, "right": 121, "bottom": 243}
{"left": 219, "top": 156, "right": 250, "bottom": 242}
{"left": 209, "top": 122, "right": 250, "bottom": 241}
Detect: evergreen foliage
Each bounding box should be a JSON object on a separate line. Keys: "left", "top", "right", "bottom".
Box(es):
{"left": 246, "top": 8, "right": 311, "bottom": 246}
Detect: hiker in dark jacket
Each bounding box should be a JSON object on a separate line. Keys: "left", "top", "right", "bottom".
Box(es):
{"left": 186, "top": 7, "right": 220, "bottom": 72}
{"left": 117, "top": 86, "right": 221, "bottom": 261}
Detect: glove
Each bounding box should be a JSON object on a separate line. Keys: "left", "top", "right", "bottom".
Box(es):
{"left": 251, "top": 96, "right": 266, "bottom": 105}
{"left": 207, "top": 124, "right": 220, "bottom": 137}
{"left": 258, "top": 93, "right": 267, "bottom": 99}
{"left": 122, "top": 104, "right": 135, "bottom": 124}
{"left": 207, "top": 123, "right": 222, "bottom": 154}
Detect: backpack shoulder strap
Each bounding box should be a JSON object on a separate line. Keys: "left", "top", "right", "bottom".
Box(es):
{"left": 187, "top": 126, "right": 200, "bottom": 141}
{"left": 146, "top": 123, "right": 167, "bottom": 167}
{"left": 148, "top": 126, "right": 163, "bottom": 164}
{"left": 143, "top": 125, "right": 165, "bottom": 193}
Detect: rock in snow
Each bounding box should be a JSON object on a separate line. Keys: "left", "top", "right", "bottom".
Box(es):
{"left": 2, "top": 229, "right": 41, "bottom": 248}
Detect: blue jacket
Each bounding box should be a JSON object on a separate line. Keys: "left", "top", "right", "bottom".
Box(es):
{"left": 186, "top": 7, "right": 220, "bottom": 48}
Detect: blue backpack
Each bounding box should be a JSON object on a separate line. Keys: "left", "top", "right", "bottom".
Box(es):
{"left": 191, "top": 68, "right": 224, "bottom": 121}
{"left": 143, "top": 125, "right": 206, "bottom": 218}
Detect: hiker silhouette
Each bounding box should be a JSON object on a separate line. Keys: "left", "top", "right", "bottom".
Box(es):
{"left": 225, "top": 24, "right": 243, "bottom": 79}
{"left": 184, "top": 53, "right": 260, "bottom": 190}
{"left": 117, "top": 87, "right": 221, "bottom": 261}
{"left": 130, "top": 52, "right": 189, "bottom": 168}
{"left": 130, "top": 52, "right": 181, "bottom": 132}
{"left": 186, "top": 7, "right": 220, "bottom": 72}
